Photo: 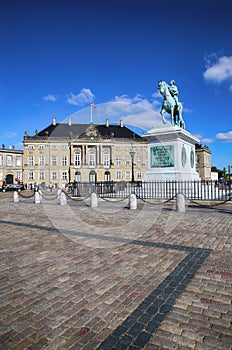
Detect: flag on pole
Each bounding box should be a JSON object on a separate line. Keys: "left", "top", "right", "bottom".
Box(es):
{"left": 90, "top": 101, "right": 96, "bottom": 108}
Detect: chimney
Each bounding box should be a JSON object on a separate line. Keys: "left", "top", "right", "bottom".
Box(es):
{"left": 120, "top": 119, "right": 124, "bottom": 127}
{"left": 106, "top": 118, "right": 109, "bottom": 127}
{"left": 52, "top": 116, "right": 56, "bottom": 125}
{"left": 68, "top": 117, "right": 72, "bottom": 126}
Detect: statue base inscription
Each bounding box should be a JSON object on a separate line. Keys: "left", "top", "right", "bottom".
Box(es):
{"left": 143, "top": 124, "right": 200, "bottom": 181}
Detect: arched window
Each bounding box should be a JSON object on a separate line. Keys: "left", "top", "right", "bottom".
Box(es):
{"left": 75, "top": 171, "right": 81, "bottom": 182}
{"left": 104, "top": 171, "right": 110, "bottom": 182}
{"left": 89, "top": 170, "right": 97, "bottom": 183}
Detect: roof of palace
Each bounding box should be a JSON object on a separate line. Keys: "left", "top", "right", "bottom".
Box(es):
{"left": 35, "top": 122, "right": 143, "bottom": 140}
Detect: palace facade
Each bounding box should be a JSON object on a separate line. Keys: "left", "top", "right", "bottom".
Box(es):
{"left": 0, "top": 145, "right": 23, "bottom": 185}
{"left": 22, "top": 117, "right": 148, "bottom": 188}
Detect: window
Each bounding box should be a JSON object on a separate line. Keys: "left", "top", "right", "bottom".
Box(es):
{"left": 137, "top": 171, "right": 142, "bottom": 179}
{"left": 75, "top": 171, "right": 81, "bottom": 182}
{"left": 39, "top": 156, "right": 45, "bottom": 166}
{"left": 62, "top": 172, "right": 68, "bottom": 180}
{"left": 0, "top": 172, "right": 2, "bottom": 181}
{"left": 51, "top": 145, "right": 57, "bottom": 150}
{"left": 104, "top": 171, "right": 110, "bottom": 182}
{"left": 103, "top": 152, "right": 110, "bottom": 167}
{"left": 51, "top": 156, "right": 57, "bottom": 166}
{"left": 89, "top": 150, "right": 95, "bottom": 167}
{"left": 116, "top": 157, "right": 121, "bottom": 166}
{"left": 16, "top": 171, "right": 21, "bottom": 180}
{"left": 0, "top": 155, "right": 3, "bottom": 166}
{"left": 62, "top": 145, "right": 68, "bottom": 150}
{"left": 116, "top": 170, "right": 122, "bottom": 179}
{"left": 28, "top": 172, "right": 34, "bottom": 180}
{"left": 51, "top": 172, "right": 57, "bottom": 180}
{"left": 16, "top": 156, "right": 21, "bottom": 167}
{"left": 39, "top": 171, "right": 45, "bottom": 180}
{"left": 89, "top": 170, "right": 96, "bottom": 182}
{"left": 125, "top": 170, "right": 130, "bottom": 179}
{"left": 125, "top": 157, "right": 130, "bottom": 166}
{"left": 28, "top": 145, "right": 35, "bottom": 150}
{"left": 28, "top": 156, "right": 34, "bottom": 166}
{"left": 74, "top": 151, "right": 81, "bottom": 167}
{"left": 6, "top": 155, "right": 12, "bottom": 166}
{"left": 38, "top": 145, "right": 45, "bottom": 150}
{"left": 62, "top": 155, "right": 67, "bottom": 166}
{"left": 115, "top": 146, "right": 121, "bottom": 151}
{"left": 136, "top": 157, "right": 142, "bottom": 166}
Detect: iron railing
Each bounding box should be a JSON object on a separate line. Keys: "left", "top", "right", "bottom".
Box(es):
{"left": 67, "top": 180, "right": 231, "bottom": 201}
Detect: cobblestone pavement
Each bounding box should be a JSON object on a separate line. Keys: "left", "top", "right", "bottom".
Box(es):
{"left": 0, "top": 194, "right": 231, "bottom": 350}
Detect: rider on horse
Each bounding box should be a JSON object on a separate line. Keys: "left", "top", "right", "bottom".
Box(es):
{"left": 168, "top": 80, "right": 179, "bottom": 108}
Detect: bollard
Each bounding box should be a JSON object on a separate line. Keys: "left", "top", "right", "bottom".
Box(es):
{"left": 34, "top": 191, "right": 41, "bottom": 204}
{"left": 38, "top": 189, "right": 43, "bottom": 202}
{"left": 13, "top": 191, "right": 19, "bottom": 203}
{"left": 60, "top": 191, "right": 67, "bottom": 205}
{"left": 176, "top": 193, "right": 185, "bottom": 212}
{"left": 129, "top": 193, "right": 137, "bottom": 210}
{"left": 90, "top": 192, "right": 98, "bottom": 208}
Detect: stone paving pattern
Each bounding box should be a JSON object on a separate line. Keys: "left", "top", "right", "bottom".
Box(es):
{"left": 0, "top": 195, "right": 232, "bottom": 350}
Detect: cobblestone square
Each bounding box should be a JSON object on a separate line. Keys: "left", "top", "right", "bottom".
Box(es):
{"left": 0, "top": 195, "right": 231, "bottom": 349}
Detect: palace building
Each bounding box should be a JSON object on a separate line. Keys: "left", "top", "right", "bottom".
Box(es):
{"left": 0, "top": 145, "right": 23, "bottom": 185}
{"left": 22, "top": 117, "right": 148, "bottom": 188}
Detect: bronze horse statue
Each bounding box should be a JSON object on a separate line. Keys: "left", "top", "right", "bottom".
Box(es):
{"left": 158, "top": 80, "right": 185, "bottom": 129}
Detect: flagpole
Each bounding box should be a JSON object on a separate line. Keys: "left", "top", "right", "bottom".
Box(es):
{"left": 90, "top": 104, "right": 93, "bottom": 124}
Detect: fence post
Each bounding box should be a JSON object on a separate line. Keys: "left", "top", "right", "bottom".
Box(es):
{"left": 91, "top": 192, "right": 98, "bottom": 208}
{"left": 13, "top": 191, "right": 19, "bottom": 203}
{"left": 129, "top": 193, "right": 137, "bottom": 210}
{"left": 176, "top": 193, "right": 185, "bottom": 212}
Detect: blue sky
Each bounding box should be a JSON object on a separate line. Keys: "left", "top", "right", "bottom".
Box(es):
{"left": 0, "top": 0, "right": 232, "bottom": 170}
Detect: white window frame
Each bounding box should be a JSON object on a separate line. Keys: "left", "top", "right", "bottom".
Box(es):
{"left": 28, "top": 156, "right": 34, "bottom": 166}
{"left": 103, "top": 152, "right": 110, "bottom": 167}
{"left": 62, "top": 155, "right": 67, "bottom": 166}
{"left": 62, "top": 171, "right": 68, "bottom": 180}
{"left": 89, "top": 150, "right": 95, "bottom": 167}
{"left": 39, "top": 155, "right": 45, "bottom": 167}
{"left": 116, "top": 157, "right": 121, "bottom": 166}
{"left": 28, "top": 171, "right": 34, "bottom": 180}
{"left": 39, "top": 171, "right": 45, "bottom": 181}
{"left": 51, "top": 156, "right": 57, "bottom": 166}
{"left": 74, "top": 151, "right": 81, "bottom": 167}
{"left": 116, "top": 170, "right": 122, "bottom": 179}
{"left": 51, "top": 172, "right": 57, "bottom": 180}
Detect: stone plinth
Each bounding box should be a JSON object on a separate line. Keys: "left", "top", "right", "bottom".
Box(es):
{"left": 143, "top": 125, "right": 200, "bottom": 181}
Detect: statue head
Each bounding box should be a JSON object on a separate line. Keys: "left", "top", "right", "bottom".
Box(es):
{"left": 170, "top": 79, "right": 175, "bottom": 85}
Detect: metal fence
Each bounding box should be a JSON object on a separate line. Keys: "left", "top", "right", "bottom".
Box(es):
{"left": 68, "top": 180, "right": 231, "bottom": 201}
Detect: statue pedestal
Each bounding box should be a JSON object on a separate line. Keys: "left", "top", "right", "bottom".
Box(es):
{"left": 143, "top": 125, "right": 200, "bottom": 181}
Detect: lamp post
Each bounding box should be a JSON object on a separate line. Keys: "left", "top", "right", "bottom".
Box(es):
{"left": 129, "top": 147, "right": 136, "bottom": 183}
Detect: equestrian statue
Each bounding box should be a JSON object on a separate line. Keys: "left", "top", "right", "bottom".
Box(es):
{"left": 157, "top": 80, "right": 185, "bottom": 129}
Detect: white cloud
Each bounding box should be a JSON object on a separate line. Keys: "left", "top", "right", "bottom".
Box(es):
{"left": 203, "top": 55, "right": 232, "bottom": 83}
{"left": 67, "top": 88, "right": 95, "bottom": 106}
{"left": 215, "top": 131, "right": 232, "bottom": 142}
{"left": 201, "top": 137, "right": 215, "bottom": 143}
{"left": 43, "top": 94, "right": 57, "bottom": 102}
{"left": 2, "top": 132, "right": 18, "bottom": 138}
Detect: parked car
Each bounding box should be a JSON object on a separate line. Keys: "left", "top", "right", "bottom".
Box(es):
{"left": 0, "top": 184, "right": 25, "bottom": 192}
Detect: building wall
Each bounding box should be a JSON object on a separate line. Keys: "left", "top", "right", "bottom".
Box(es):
{"left": 195, "top": 146, "right": 211, "bottom": 180}
{"left": 22, "top": 136, "right": 148, "bottom": 187}
{"left": 0, "top": 147, "right": 23, "bottom": 185}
